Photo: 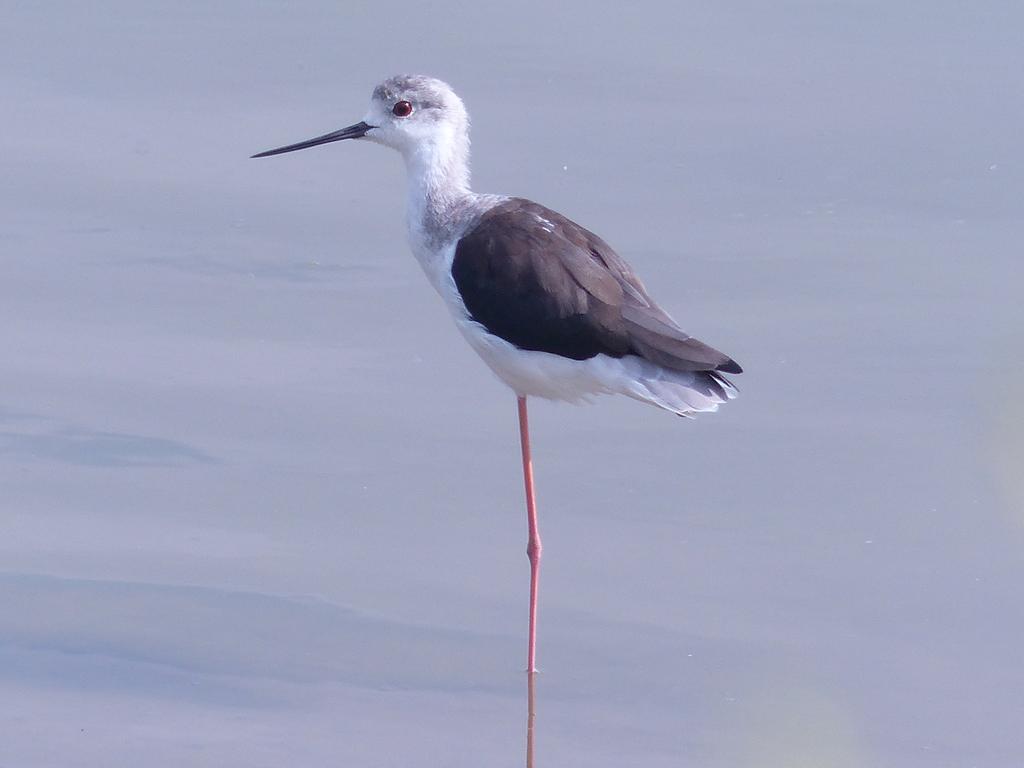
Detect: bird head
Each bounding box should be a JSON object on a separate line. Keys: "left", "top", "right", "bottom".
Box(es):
{"left": 252, "top": 74, "right": 470, "bottom": 165}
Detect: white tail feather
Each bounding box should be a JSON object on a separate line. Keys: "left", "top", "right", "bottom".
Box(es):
{"left": 616, "top": 357, "right": 737, "bottom": 417}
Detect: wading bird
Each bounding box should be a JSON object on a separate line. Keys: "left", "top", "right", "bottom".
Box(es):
{"left": 253, "top": 75, "right": 741, "bottom": 675}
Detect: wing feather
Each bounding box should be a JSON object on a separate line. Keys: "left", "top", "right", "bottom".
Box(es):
{"left": 452, "top": 199, "right": 741, "bottom": 375}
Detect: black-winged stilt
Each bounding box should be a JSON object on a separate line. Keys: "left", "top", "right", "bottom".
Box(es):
{"left": 253, "top": 74, "right": 741, "bottom": 676}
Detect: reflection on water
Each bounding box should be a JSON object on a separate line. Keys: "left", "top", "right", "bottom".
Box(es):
{"left": 526, "top": 672, "right": 537, "bottom": 768}
{"left": 0, "top": 427, "right": 215, "bottom": 467}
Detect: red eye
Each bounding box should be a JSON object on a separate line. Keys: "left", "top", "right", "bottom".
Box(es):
{"left": 392, "top": 100, "right": 413, "bottom": 117}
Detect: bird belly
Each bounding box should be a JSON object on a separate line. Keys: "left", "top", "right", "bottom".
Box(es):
{"left": 453, "top": 317, "right": 624, "bottom": 401}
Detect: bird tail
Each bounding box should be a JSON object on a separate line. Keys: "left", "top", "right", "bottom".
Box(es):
{"left": 617, "top": 356, "right": 738, "bottom": 417}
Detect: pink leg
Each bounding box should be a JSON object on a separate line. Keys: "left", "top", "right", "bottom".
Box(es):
{"left": 517, "top": 396, "right": 542, "bottom": 674}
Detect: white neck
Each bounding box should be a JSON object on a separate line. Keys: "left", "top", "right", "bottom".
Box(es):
{"left": 403, "top": 127, "right": 472, "bottom": 247}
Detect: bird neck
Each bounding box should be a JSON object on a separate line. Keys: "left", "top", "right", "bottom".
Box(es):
{"left": 403, "top": 129, "right": 472, "bottom": 245}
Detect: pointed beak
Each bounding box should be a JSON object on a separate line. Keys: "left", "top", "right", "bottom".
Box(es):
{"left": 251, "top": 121, "right": 373, "bottom": 158}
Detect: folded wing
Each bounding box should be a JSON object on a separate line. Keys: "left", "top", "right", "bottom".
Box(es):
{"left": 452, "top": 198, "right": 742, "bottom": 375}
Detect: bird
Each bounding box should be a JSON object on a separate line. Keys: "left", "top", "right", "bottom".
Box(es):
{"left": 253, "top": 75, "right": 741, "bottom": 675}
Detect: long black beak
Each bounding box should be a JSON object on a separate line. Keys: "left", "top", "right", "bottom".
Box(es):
{"left": 251, "top": 121, "right": 373, "bottom": 158}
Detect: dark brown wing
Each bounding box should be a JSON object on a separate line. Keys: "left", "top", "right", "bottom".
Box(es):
{"left": 451, "top": 198, "right": 741, "bottom": 374}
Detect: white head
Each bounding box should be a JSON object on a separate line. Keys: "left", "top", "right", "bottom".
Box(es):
{"left": 253, "top": 75, "right": 472, "bottom": 192}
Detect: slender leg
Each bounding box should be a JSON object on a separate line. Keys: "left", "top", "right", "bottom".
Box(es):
{"left": 517, "top": 396, "right": 542, "bottom": 674}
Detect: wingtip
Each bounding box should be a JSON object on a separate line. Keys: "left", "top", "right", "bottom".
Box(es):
{"left": 718, "top": 359, "right": 743, "bottom": 374}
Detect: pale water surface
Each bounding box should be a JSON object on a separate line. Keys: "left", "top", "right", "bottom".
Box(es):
{"left": 2, "top": 2, "right": 1023, "bottom": 766}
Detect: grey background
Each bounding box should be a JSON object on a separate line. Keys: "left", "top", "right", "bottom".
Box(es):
{"left": 2, "top": 2, "right": 1022, "bottom": 766}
